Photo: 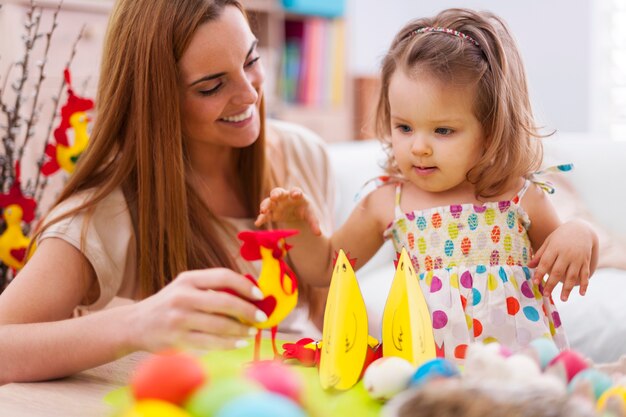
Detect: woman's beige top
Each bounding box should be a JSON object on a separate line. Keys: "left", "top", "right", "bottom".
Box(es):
{"left": 39, "top": 120, "right": 335, "bottom": 337}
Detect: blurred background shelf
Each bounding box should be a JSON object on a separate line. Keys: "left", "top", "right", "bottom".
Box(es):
{"left": 0, "top": 0, "right": 354, "bottom": 143}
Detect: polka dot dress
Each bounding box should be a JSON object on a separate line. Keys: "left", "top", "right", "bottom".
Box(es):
{"left": 383, "top": 180, "right": 568, "bottom": 362}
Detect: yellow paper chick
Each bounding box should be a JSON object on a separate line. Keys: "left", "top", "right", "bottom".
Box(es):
{"left": 382, "top": 247, "right": 436, "bottom": 366}
{"left": 319, "top": 250, "right": 369, "bottom": 391}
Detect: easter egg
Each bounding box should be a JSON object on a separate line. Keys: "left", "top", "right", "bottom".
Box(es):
{"left": 244, "top": 360, "right": 303, "bottom": 404}
{"left": 362, "top": 357, "right": 415, "bottom": 401}
{"left": 131, "top": 350, "right": 206, "bottom": 405}
{"left": 546, "top": 349, "right": 589, "bottom": 382}
{"left": 215, "top": 392, "right": 307, "bottom": 417}
{"left": 568, "top": 368, "right": 613, "bottom": 401}
{"left": 597, "top": 385, "right": 626, "bottom": 413}
{"left": 123, "top": 400, "right": 192, "bottom": 417}
{"left": 185, "top": 377, "right": 260, "bottom": 417}
{"left": 527, "top": 338, "right": 560, "bottom": 370}
{"left": 409, "top": 358, "right": 459, "bottom": 388}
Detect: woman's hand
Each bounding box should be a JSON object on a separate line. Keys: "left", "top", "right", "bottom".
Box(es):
{"left": 129, "top": 268, "right": 267, "bottom": 352}
{"left": 529, "top": 220, "right": 598, "bottom": 301}
{"left": 255, "top": 187, "right": 321, "bottom": 235}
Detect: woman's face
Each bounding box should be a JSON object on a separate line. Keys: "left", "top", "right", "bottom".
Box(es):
{"left": 178, "top": 6, "right": 264, "bottom": 149}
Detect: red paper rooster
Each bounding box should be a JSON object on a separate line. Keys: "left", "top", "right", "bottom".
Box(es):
{"left": 237, "top": 229, "right": 299, "bottom": 360}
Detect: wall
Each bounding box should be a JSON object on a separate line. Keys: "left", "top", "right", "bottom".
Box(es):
{"left": 346, "top": 0, "right": 593, "bottom": 134}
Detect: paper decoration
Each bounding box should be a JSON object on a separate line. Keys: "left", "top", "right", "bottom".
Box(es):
{"left": 41, "top": 68, "right": 94, "bottom": 176}
{"left": 382, "top": 248, "right": 436, "bottom": 366}
{"left": 319, "top": 249, "right": 369, "bottom": 390}
{"left": 237, "top": 230, "right": 299, "bottom": 360}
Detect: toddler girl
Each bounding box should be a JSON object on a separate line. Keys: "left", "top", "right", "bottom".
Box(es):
{"left": 256, "top": 8, "right": 598, "bottom": 359}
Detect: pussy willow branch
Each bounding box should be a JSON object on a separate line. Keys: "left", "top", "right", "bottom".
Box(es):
{"left": 2, "top": 0, "right": 40, "bottom": 184}
{"left": 33, "top": 24, "right": 85, "bottom": 204}
{"left": 18, "top": 0, "right": 64, "bottom": 167}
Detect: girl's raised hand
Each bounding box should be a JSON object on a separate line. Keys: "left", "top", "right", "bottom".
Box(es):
{"left": 128, "top": 268, "right": 267, "bottom": 352}
{"left": 255, "top": 187, "right": 321, "bottom": 235}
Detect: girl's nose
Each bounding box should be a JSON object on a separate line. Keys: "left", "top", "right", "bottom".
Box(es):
{"left": 411, "top": 135, "right": 432, "bottom": 156}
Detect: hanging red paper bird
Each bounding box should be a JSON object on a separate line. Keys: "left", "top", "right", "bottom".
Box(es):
{"left": 41, "top": 68, "right": 94, "bottom": 176}
{"left": 0, "top": 163, "right": 37, "bottom": 270}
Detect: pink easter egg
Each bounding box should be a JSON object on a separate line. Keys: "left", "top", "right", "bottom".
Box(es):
{"left": 546, "top": 349, "right": 589, "bottom": 382}
{"left": 244, "top": 360, "right": 303, "bottom": 405}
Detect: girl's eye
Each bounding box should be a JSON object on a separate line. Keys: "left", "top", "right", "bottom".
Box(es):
{"left": 435, "top": 127, "right": 454, "bottom": 135}
{"left": 199, "top": 83, "right": 222, "bottom": 96}
{"left": 395, "top": 124, "right": 412, "bottom": 133}
{"left": 245, "top": 56, "right": 261, "bottom": 68}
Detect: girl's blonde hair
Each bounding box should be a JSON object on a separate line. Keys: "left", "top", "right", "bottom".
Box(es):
{"left": 35, "top": 0, "right": 270, "bottom": 297}
{"left": 375, "top": 8, "right": 544, "bottom": 198}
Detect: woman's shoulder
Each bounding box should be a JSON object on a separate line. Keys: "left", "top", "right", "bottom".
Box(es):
{"left": 45, "top": 186, "right": 128, "bottom": 221}
{"left": 267, "top": 119, "right": 327, "bottom": 156}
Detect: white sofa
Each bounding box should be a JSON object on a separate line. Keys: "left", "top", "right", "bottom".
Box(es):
{"left": 328, "top": 135, "right": 626, "bottom": 363}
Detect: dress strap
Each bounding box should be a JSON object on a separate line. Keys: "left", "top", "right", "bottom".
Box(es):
{"left": 516, "top": 179, "right": 533, "bottom": 200}
{"left": 354, "top": 174, "right": 403, "bottom": 202}
{"left": 529, "top": 163, "right": 573, "bottom": 194}
{"left": 394, "top": 182, "right": 404, "bottom": 218}
{"left": 517, "top": 163, "right": 574, "bottom": 200}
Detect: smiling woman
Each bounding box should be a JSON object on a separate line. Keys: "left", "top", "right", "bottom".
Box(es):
{"left": 0, "top": 0, "right": 334, "bottom": 384}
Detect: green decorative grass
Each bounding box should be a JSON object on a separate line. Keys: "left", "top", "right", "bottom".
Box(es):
{"left": 106, "top": 341, "right": 383, "bottom": 416}
{"left": 199, "top": 341, "right": 382, "bottom": 417}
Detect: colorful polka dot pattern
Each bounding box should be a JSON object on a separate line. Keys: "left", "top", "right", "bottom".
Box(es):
{"left": 383, "top": 181, "right": 568, "bottom": 362}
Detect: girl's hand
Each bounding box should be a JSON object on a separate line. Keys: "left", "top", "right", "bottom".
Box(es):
{"left": 255, "top": 187, "right": 321, "bottom": 235}
{"left": 528, "top": 220, "right": 596, "bottom": 301}
{"left": 129, "top": 268, "right": 267, "bottom": 352}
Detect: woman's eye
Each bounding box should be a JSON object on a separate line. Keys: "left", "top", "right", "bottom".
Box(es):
{"left": 245, "top": 56, "right": 261, "bottom": 68}
{"left": 435, "top": 127, "right": 453, "bottom": 135}
{"left": 199, "top": 83, "right": 222, "bottom": 96}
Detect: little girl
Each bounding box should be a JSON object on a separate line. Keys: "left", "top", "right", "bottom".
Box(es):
{"left": 256, "top": 8, "right": 598, "bottom": 359}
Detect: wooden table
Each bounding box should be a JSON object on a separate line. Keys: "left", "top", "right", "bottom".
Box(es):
{"left": 0, "top": 352, "right": 149, "bottom": 417}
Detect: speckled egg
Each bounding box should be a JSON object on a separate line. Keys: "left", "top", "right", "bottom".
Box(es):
{"left": 215, "top": 392, "right": 307, "bottom": 417}
{"left": 185, "top": 377, "right": 260, "bottom": 417}
{"left": 131, "top": 350, "right": 206, "bottom": 405}
{"left": 123, "top": 399, "right": 192, "bottom": 417}
{"left": 363, "top": 357, "right": 415, "bottom": 401}
{"left": 409, "top": 358, "right": 459, "bottom": 388}
{"left": 244, "top": 360, "right": 303, "bottom": 405}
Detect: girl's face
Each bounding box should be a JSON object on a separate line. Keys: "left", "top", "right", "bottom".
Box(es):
{"left": 389, "top": 69, "right": 484, "bottom": 195}
{"left": 178, "top": 6, "right": 264, "bottom": 150}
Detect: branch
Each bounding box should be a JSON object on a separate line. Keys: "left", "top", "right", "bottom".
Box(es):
{"left": 17, "top": 0, "right": 64, "bottom": 165}
{"left": 4, "top": 1, "right": 41, "bottom": 182}
{"left": 33, "top": 24, "right": 85, "bottom": 201}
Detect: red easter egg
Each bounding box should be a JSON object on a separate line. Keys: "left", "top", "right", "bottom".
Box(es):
{"left": 244, "top": 360, "right": 303, "bottom": 404}
{"left": 547, "top": 349, "right": 588, "bottom": 382}
{"left": 131, "top": 350, "right": 206, "bottom": 405}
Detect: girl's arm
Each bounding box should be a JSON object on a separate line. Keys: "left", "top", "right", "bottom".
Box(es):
{"left": 256, "top": 186, "right": 391, "bottom": 286}
{"left": 0, "top": 239, "right": 265, "bottom": 384}
{"left": 522, "top": 184, "right": 599, "bottom": 301}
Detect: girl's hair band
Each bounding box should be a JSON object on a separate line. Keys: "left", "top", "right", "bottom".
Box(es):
{"left": 408, "top": 26, "right": 480, "bottom": 48}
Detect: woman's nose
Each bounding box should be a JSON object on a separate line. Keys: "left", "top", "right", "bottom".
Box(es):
{"left": 232, "top": 68, "right": 263, "bottom": 106}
